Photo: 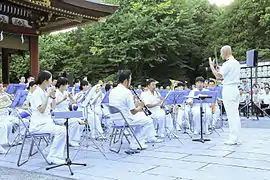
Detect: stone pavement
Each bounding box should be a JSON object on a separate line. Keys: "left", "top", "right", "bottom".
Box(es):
{"left": 1, "top": 119, "right": 270, "bottom": 180}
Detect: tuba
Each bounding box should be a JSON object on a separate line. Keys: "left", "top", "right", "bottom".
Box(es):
{"left": 169, "top": 79, "right": 180, "bottom": 91}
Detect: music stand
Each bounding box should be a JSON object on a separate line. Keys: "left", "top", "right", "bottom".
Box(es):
{"left": 46, "top": 111, "right": 87, "bottom": 175}
{"left": 6, "top": 90, "right": 29, "bottom": 151}
{"left": 174, "top": 90, "right": 192, "bottom": 138}
{"left": 192, "top": 91, "right": 217, "bottom": 143}
{"left": 158, "top": 90, "right": 168, "bottom": 99}
{"left": 7, "top": 84, "right": 26, "bottom": 94}
{"left": 161, "top": 91, "right": 183, "bottom": 144}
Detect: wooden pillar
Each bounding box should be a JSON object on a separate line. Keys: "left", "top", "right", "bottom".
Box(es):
{"left": 2, "top": 48, "right": 10, "bottom": 84}
{"left": 29, "top": 36, "right": 39, "bottom": 77}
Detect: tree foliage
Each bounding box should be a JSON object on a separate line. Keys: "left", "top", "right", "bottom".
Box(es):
{"left": 9, "top": 0, "right": 270, "bottom": 85}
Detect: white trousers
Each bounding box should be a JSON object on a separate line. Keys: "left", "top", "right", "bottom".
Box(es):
{"left": 54, "top": 118, "right": 81, "bottom": 143}
{"left": 0, "top": 121, "right": 13, "bottom": 145}
{"left": 212, "top": 105, "right": 220, "bottom": 128}
{"left": 150, "top": 109, "right": 165, "bottom": 136}
{"left": 222, "top": 85, "right": 241, "bottom": 142}
{"left": 88, "top": 105, "right": 104, "bottom": 137}
{"left": 191, "top": 105, "right": 211, "bottom": 134}
{"left": 176, "top": 106, "right": 190, "bottom": 130}
{"left": 129, "top": 112, "right": 157, "bottom": 144}
{"left": 30, "top": 123, "right": 66, "bottom": 160}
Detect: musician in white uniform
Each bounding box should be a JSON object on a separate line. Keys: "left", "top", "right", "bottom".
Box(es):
{"left": 29, "top": 71, "right": 66, "bottom": 164}
{"left": 186, "top": 77, "right": 211, "bottom": 135}
{"left": 209, "top": 45, "right": 241, "bottom": 145}
{"left": 141, "top": 78, "right": 165, "bottom": 137}
{"left": 176, "top": 82, "right": 190, "bottom": 131}
{"left": 54, "top": 77, "right": 81, "bottom": 147}
{"left": 109, "top": 70, "right": 162, "bottom": 150}
{"left": 208, "top": 79, "right": 221, "bottom": 128}
{"left": 86, "top": 83, "right": 104, "bottom": 138}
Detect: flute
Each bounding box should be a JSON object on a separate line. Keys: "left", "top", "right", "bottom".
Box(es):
{"left": 130, "top": 86, "right": 152, "bottom": 116}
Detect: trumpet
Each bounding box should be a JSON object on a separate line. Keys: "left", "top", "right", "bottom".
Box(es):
{"left": 130, "top": 86, "right": 152, "bottom": 116}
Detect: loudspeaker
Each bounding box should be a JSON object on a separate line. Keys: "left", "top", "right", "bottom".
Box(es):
{"left": 66, "top": 72, "right": 74, "bottom": 86}
{"left": 246, "top": 49, "right": 258, "bottom": 67}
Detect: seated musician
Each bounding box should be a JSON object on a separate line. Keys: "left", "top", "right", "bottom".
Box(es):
{"left": 0, "top": 82, "right": 13, "bottom": 148}
{"left": 19, "top": 76, "right": 26, "bottom": 85}
{"left": 75, "top": 80, "right": 90, "bottom": 102}
{"left": 86, "top": 83, "right": 105, "bottom": 139}
{"left": 176, "top": 82, "right": 190, "bottom": 131}
{"left": 72, "top": 79, "right": 81, "bottom": 96}
{"left": 239, "top": 87, "right": 249, "bottom": 116}
{"left": 109, "top": 70, "right": 162, "bottom": 150}
{"left": 186, "top": 77, "right": 211, "bottom": 135}
{"left": 54, "top": 77, "right": 82, "bottom": 147}
{"left": 141, "top": 78, "right": 165, "bottom": 138}
{"left": 23, "top": 81, "right": 37, "bottom": 108}
{"left": 208, "top": 79, "right": 221, "bottom": 128}
{"left": 29, "top": 71, "right": 66, "bottom": 165}
{"left": 259, "top": 86, "right": 270, "bottom": 115}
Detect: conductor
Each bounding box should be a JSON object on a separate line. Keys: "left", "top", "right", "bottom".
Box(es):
{"left": 209, "top": 45, "right": 241, "bottom": 145}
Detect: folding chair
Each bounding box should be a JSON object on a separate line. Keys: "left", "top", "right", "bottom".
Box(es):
{"left": 13, "top": 109, "right": 51, "bottom": 166}
{"left": 108, "top": 105, "right": 143, "bottom": 153}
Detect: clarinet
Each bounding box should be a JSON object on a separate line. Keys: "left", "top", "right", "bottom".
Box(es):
{"left": 130, "top": 86, "right": 152, "bottom": 116}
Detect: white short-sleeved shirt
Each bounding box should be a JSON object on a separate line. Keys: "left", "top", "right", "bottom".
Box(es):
{"left": 259, "top": 93, "right": 270, "bottom": 105}
{"left": 239, "top": 93, "right": 249, "bottom": 103}
{"left": 187, "top": 88, "right": 211, "bottom": 107}
{"left": 55, "top": 89, "right": 70, "bottom": 112}
{"left": 30, "top": 86, "right": 53, "bottom": 131}
{"left": 109, "top": 84, "right": 135, "bottom": 119}
{"left": 25, "top": 91, "right": 33, "bottom": 107}
{"left": 141, "top": 90, "right": 161, "bottom": 111}
{"left": 220, "top": 56, "right": 240, "bottom": 86}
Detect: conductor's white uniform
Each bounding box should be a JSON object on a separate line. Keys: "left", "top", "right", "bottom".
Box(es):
{"left": 220, "top": 56, "right": 241, "bottom": 143}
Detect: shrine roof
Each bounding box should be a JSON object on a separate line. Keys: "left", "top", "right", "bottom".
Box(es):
{"left": 1, "top": 0, "right": 118, "bottom": 34}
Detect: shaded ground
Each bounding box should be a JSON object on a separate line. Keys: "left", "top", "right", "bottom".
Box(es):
{"left": 0, "top": 118, "right": 270, "bottom": 180}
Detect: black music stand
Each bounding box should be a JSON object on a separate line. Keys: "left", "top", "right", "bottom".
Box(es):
{"left": 191, "top": 93, "right": 215, "bottom": 143}
{"left": 46, "top": 111, "right": 86, "bottom": 175}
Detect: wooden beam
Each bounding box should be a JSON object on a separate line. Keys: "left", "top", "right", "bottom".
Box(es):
{"left": 0, "top": 23, "right": 39, "bottom": 36}
{"left": 61, "top": 0, "right": 118, "bottom": 14}
{"left": 29, "top": 36, "right": 39, "bottom": 77}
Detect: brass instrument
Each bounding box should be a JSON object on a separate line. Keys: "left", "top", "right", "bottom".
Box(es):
{"left": 169, "top": 79, "right": 180, "bottom": 91}
{"left": 0, "top": 93, "right": 12, "bottom": 109}
{"left": 130, "top": 86, "right": 152, "bottom": 116}
{"left": 211, "top": 103, "right": 216, "bottom": 114}
{"left": 90, "top": 84, "right": 103, "bottom": 104}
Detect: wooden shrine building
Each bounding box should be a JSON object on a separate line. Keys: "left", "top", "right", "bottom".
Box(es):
{"left": 0, "top": 0, "right": 118, "bottom": 84}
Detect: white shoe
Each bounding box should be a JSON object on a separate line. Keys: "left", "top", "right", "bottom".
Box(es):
{"left": 146, "top": 138, "right": 164, "bottom": 143}
{"left": 47, "top": 157, "right": 65, "bottom": 165}
{"left": 0, "top": 146, "right": 7, "bottom": 154}
{"left": 69, "top": 141, "right": 80, "bottom": 147}
{"left": 224, "top": 140, "right": 240, "bottom": 145}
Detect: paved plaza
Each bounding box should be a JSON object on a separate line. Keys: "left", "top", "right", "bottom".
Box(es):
{"left": 1, "top": 118, "right": 270, "bottom": 180}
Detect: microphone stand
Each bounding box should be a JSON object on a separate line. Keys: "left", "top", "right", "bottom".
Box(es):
{"left": 192, "top": 96, "right": 211, "bottom": 143}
